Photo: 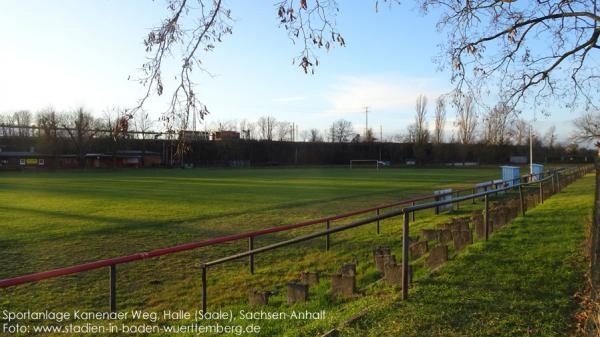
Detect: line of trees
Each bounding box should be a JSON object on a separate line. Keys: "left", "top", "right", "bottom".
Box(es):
{"left": 0, "top": 108, "right": 155, "bottom": 139}
{"left": 399, "top": 93, "right": 563, "bottom": 150}
{"left": 0, "top": 106, "right": 592, "bottom": 168}
{"left": 0, "top": 100, "right": 574, "bottom": 152}
{"left": 0, "top": 107, "right": 159, "bottom": 167}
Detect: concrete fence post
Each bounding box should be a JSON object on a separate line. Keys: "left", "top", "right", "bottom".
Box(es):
{"left": 484, "top": 194, "right": 489, "bottom": 241}
{"left": 376, "top": 209, "right": 380, "bottom": 234}
{"left": 519, "top": 184, "right": 525, "bottom": 216}
{"left": 402, "top": 211, "right": 410, "bottom": 300}
{"left": 325, "top": 220, "right": 330, "bottom": 251}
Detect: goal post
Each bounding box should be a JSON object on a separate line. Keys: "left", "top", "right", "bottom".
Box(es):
{"left": 350, "top": 159, "right": 381, "bottom": 170}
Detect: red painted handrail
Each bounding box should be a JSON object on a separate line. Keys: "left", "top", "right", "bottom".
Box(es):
{"left": 0, "top": 170, "right": 552, "bottom": 288}
{"left": 0, "top": 194, "right": 435, "bottom": 288}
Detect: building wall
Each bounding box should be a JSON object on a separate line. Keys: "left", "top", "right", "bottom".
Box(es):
{"left": 0, "top": 156, "right": 53, "bottom": 170}
{"left": 143, "top": 155, "right": 161, "bottom": 167}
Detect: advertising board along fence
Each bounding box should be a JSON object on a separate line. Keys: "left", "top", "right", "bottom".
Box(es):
{"left": 0, "top": 166, "right": 588, "bottom": 313}
{"left": 433, "top": 189, "right": 453, "bottom": 213}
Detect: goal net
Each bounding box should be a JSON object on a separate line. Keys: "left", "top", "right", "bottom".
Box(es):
{"left": 350, "top": 159, "right": 383, "bottom": 169}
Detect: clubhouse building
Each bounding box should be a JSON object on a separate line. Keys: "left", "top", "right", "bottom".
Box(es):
{"left": 0, "top": 149, "right": 161, "bottom": 170}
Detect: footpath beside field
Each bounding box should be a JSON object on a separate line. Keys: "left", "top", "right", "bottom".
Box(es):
{"left": 341, "top": 174, "right": 594, "bottom": 337}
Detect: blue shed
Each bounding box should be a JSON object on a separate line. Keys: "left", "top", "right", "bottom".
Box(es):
{"left": 501, "top": 166, "right": 520, "bottom": 186}
{"left": 531, "top": 163, "right": 544, "bottom": 181}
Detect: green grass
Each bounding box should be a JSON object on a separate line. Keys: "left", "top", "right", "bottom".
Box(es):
{"left": 0, "top": 168, "right": 497, "bottom": 312}
{"left": 0, "top": 167, "right": 589, "bottom": 336}
{"left": 337, "top": 173, "right": 594, "bottom": 337}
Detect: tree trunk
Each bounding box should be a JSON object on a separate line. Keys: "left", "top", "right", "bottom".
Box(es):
{"left": 592, "top": 160, "right": 600, "bottom": 298}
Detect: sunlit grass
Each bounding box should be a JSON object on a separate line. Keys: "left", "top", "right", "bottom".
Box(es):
{"left": 0, "top": 168, "right": 496, "bottom": 314}
{"left": 338, "top": 174, "right": 593, "bottom": 337}
{"left": 7, "top": 166, "right": 585, "bottom": 336}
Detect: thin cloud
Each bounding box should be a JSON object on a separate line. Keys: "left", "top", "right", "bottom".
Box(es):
{"left": 272, "top": 96, "right": 306, "bottom": 103}
{"left": 321, "top": 74, "right": 447, "bottom": 116}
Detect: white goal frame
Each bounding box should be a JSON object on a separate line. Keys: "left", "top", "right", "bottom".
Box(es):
{"left": 350, "top": 159, "right": 381, "bottom": 170}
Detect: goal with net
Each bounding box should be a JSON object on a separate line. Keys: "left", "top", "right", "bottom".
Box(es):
{"left": 349, "top": 160, "right": 388, "bottom": 169}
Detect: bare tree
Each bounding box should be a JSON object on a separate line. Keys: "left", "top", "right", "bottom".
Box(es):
{"left": 142, "top": 0, "right": 600, "bottom": 143}
{"left": 275, "top": 121, "right": 292, "bottom": 141}
{"left": 512, "top": 119, "right": 530, "bottom": 146}
{"left": 100, "top": 106, "right": 131, "bottom": 167}
{"left": 454, "top": 95, "right": 477, "bottom": 144}
{"left": 239, "top": 119, "right": 255, "bottom": 140}
{"left": 102, "top": 107, "right": 124, "bottom": 138}
{"left": 36, "top": 108, "right": 63, "bottom": 163}
{"left": 405, "top": 124, "right": 417, "bottom": 143}
{"left": 0, "top": 113, "right": 6, "bottom": 137}
{"left": 391, "top": 133, "right": 406, "bottom": 143}
{"left": 448, "top": 131, "right": 457, "bottom": 144}
{"left": 212, "top": 120, "right": 236, "bottom": 132}
{"left": 133, "top": 0, "right": 233, "bottom": 133}
{"left": 275, "top": 0, "right": 355, "bottom": 74}
{"left": 62, "top": 108, "right": 100, "bottom": 168}
{"left": 544, "top": 125, "right": 557, "bottom": 149}
{"left": 421, "top": 0, "right": 600, "bottom": 110}
{"left": 37, "top": 108, "right": 61, "bottom": 136}
{"left": 133, "top": 110, "right": 154, "bottom": 160}
{"left": 413, "top": 94, "right": 429, "bottom": 144}
{"left": 329, "top": 119, "right": 354, "bottom": 143}
{"left": 102, "top": 107, "right": 117, "bottom": 131}
{"left": 134, "top": 111, "right": 154, "bottom": 140}
{"left": 0, "top": 113, "right": 16, "bottom": 137}
{"left": 308, "top": 128, "right": 322, "bottom": 142}
{"left": 137, "top": 0, "right": 381, "bottom": 136}
{"left": 433, "top": 96, "right": 446, "bottom": 144}
{"left": 364, "top": 128, "right": 376, "bottom": 142}
{"left": 13, "top": 110, "right": 33, "bottom": 137}
{"left": 572, "top": 111, "right": 600, "bottom": 146}
{"left": 257, "top": 116, "right": 276, "bottom": 141}
{"left": 482, "top": 102, "right": 513, "bottom": 145}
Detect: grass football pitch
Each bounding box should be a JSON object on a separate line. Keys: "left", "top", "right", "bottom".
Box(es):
{"left": 5, "top": 166, "right": 573, "bottom": 336}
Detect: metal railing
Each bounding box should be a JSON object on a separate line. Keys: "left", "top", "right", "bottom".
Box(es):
{"left": 0, "top": 165, "right": 590, "bottom": 313}
{"left": 197, "top": 165, "right": 592, "bottom": 310}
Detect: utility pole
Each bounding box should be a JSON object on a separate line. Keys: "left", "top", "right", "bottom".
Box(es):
{"left": 380, "top": 125, "right": 383, "bottom": 142}
{"left": 192, "top": 110, "right": 196, "bottom": 132}
{"left": 364, "top": 106, "right": 369, "bottom": 139}
{"left": 529, "top": 110, "right": 536, "bottom": 174}
{"left": 529, "top": 125, "right": 533, "bottom": 174}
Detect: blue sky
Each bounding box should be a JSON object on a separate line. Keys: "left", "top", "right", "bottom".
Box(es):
{"left": 0, "top": 0, "right": 576, "bottom": 141}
